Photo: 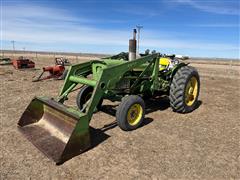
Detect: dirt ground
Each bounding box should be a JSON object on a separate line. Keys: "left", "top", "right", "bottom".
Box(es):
{"left": 0, "top": 55, "right": 240, "bottom": 179}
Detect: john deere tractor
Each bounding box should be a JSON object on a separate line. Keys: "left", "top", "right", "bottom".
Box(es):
{"left": 18, "top": 30, "right": 200, "bottom": 164}
{"left": 17, "top": 52, "right": 200, "bottom": 163}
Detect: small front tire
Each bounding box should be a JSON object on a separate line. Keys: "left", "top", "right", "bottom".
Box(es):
{"left": 116, "top": 95, "right": 145, "bottom": 131}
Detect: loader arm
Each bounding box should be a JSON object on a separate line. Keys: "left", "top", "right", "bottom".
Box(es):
{"left": 59, "top": 53, "right": 159, "bottom": 116}
{"left": 86, "top": 54, "right": 158, "bottom": 113}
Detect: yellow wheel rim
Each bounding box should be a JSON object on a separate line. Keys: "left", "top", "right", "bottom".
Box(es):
{"left": 127, "top": 104, "right": 143, "bottom": 126}
{"left": 185, "top": 76, "right": 198, "bottom": 106}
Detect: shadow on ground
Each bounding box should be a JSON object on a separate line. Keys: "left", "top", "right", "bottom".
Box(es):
{"left": 101, "top": 95, "right": 171, "bottom": 116}
{"left": 62, "top": 97, "right": 202, "bottom": 164}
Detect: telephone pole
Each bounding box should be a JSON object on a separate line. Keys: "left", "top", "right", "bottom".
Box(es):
{"left": 11, "top": 40, "right": 15, "bottom": 57}
{"left": 136, "top": 25, "right": 143, "bottom": 54}
{"left": 11, "top": 40, "right": 15, "bottom": 51}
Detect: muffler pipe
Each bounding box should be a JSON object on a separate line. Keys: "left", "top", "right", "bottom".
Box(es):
{"left": 129, "top": 29, "right": 137, "bottom": 61}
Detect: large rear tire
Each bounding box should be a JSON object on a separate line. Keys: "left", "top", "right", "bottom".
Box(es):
{"left": 116, "top": 95, "right": 145, "bottom": 131}
{"left": 169, "top": 66, "right": 200, "bottom": 113}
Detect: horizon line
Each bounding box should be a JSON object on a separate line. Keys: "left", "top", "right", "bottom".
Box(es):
{"left": 1, "top": 49, "right": 239, "bottom": 60}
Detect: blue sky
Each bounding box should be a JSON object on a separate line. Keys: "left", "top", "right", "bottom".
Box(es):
{"left": 1, "top": 0, "right": 240, "bottom": 58}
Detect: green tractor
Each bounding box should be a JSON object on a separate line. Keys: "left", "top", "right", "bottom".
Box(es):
{"left": 18, "top": 52, "right": 200, "bottom": 164}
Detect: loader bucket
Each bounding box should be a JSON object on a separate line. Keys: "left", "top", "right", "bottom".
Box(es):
{"left": 18, "top": 97, "right": 91, "bottom": 164}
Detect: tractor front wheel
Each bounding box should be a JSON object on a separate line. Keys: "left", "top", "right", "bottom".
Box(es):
{"left": 76, "top": 86, "right": 102, "bottom": 112}
{"left": 116, "top": 95, "right": 145, "bottom": 131}
{"left": 169, "top": 66, "right": 200, "bottom": 113}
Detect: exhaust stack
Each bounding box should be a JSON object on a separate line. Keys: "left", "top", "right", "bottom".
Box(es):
{"left": 129, "top": 29, "right": 137, "bottom": 61}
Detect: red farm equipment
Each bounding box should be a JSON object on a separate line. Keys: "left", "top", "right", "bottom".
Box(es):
{"left": 55, "top": 57, "right": 71, "bottom": 66}
{"left": 12, "top": 56, "right": 35, "bottom": 69}
{"left": 32, "top": 58, "right": 67, "bottom": 82}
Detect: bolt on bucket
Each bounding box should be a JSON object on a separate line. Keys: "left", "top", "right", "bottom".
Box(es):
{"left": 18, "top": 97, "right": 91, "bottom": 164}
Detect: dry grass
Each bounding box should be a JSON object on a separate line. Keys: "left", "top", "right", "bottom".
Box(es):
{"left": 0, "top": 54, "right": 240, "bottom": 179}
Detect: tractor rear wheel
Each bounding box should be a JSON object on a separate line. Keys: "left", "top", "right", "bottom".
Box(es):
{"left": 76, "top": 86, "right": 102, "bottom": 112}
{"left": 169, "top": 66, "right": 200, "bottom": 113}
{"left": 116, "top": 95, "right": 145, "bottom": 131}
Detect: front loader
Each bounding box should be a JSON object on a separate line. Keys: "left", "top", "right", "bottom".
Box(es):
{"left": 18, "top": 30, "right": 200, "bottom": 164}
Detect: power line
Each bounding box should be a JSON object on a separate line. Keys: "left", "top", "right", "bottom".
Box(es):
{"left": 11, "top": 40, "right": 15, "bottom": 58}
{"left": 11, "top": 40, "right": 15, "bottom": 51}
